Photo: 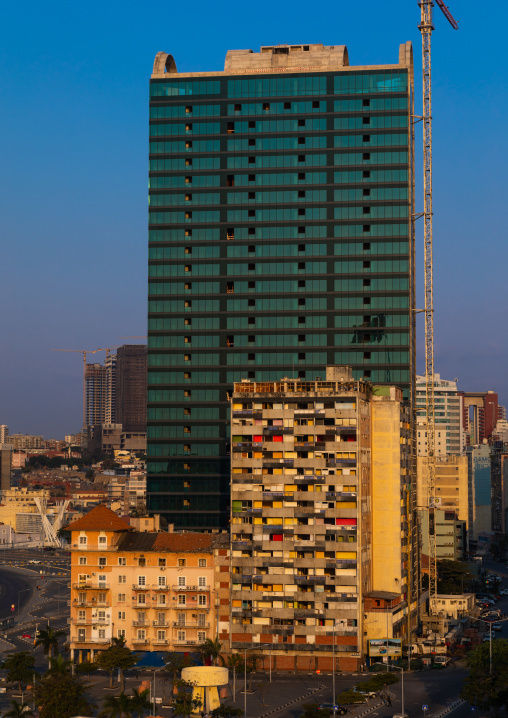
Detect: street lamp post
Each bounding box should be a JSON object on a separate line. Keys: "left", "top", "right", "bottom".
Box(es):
{"left": 151, "top": 665, "right": 166, "bottom": 716}
{"left": 391, "top": 664, "right": 404, "bottom": 717}
{"left": 17, "top": 587, "right": 32, "bottom": 622}
{"left": 212, "top": 589, "right": 219, "bottom": 641}
{"left": 465, "top": 612, "right": 508, "bottom": 676}
{"left": 332, "top": 624, "right": 336, "bottom": 718}
{"left": 243, "top": 643, "right": 271, "bottom": 718}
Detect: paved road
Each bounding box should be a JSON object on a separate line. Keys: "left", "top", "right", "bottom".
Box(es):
{"left": 0, "top": 566, "right": 36, "bottom": 618}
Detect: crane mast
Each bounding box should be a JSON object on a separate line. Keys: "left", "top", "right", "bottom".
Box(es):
{"left": 418, "top": 0, "right": 458, "bottom": 602}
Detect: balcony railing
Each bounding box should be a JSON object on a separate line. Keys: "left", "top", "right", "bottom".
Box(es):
{"left": 172, "top": 585, "right": 210, "bottom": 592}
{"left": 132, "top": 584, "right": 150, "bottom": 591}
{"left": 172, "top": 621, "right": 210, "bottom": 628}
{"left": 132, "top": 620, "right": 150, "bottom": 627}
{"left": 71, "top": 636, "right": 111, "bottom": 645}
{"left": 152, "top": 584, "right": 169, "bottom": 591}
{"left": 72, "top": 583, "right": 110, "bottom": 591}
{"left": 132, "top": 638, "right": 150, "bottom": 645}
{"left": 71, "top": 543, "right": 118, "bottom": 552}
{"left": 174, "top": 639, "right": 198, "bottom": 646}
{"left": 153, "top": 620, "right": 170, "bottom": 627}
{"left": 152, "top": 639, "right": 170, "bottom": 646}
{"left": 72, "top": 600, "right": 95, "bottom": 608}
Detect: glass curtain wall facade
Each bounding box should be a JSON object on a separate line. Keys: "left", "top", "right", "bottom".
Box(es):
{"left": 148, "top": 45, "right": 415, "bottom": 529}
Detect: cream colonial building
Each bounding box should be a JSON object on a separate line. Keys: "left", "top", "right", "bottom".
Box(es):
{"left": 67, "top": 505, "right": 229, "bottom": 663}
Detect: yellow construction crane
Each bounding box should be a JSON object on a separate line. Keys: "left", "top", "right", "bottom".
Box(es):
{"left": 52, "top": 347, "right": 118, "bottom": 430}
{"left": 418, "top": 0, "right": 458, "bottom": 602}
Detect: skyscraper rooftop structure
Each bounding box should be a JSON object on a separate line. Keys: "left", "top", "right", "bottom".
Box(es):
{"left": 147, "top": 42, "right": 416, "bottom": 530}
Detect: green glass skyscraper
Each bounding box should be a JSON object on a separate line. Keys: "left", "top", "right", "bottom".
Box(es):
{"left": 147, "top": 42, "right": 416, "bottom": 530}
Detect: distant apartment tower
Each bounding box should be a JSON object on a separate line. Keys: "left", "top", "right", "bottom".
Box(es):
{"left": 0, "top": 426, "right": 8, "bottom": 444}
{"left": 417, "top": 454, "right": 469, "bottom": 526}
{"left": 116, "top": 345, "right": 147, "bottom": 432}
{"left": 461, "top": 391, "right": 498, "bottom": 446}
{"left": 7, "top": 434, "right": 44, "bottom": 450}
{"left": 416, "top": 374, "right": 463, "bottom": 456}
{"left": 230, "top": 366, "right": 416, "bottom": 671}
{"left": 147, "top": 42, "right": 416, "bottom": 530}
{"left": 466, "top": 443, "right": 491, "bottom": 547}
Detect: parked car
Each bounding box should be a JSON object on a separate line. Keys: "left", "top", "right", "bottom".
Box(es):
{"left": 28, "top": 560, "right": 41, "bottom": 565}
{"left": 492, "top": 623, "right": 503, "bottom": 632}
{"left": 500, "top": 589, "right": 508, "bottom": 596}
{"left": 21, "top": 633, "right": 31, "bottom": 639}
{"left": 483, "top": 634, "right": 495, "bottom": 642}
{"left": 319, "top": 704, "right": 348, "bottom": 715}
{"left": 353, "top": 686, "right": 377, "bottom": 699}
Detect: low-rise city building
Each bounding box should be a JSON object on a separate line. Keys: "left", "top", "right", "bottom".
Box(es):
{"left": 67, "top": 504, "right": 229, "bottom": 662}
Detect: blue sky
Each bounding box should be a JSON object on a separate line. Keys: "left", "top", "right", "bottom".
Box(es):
{"left": 1, "top": 0, "right": 506, "bottom": 438}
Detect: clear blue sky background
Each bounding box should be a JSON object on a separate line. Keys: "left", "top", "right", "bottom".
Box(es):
{"left": 1, "top": 0, "right": 506, "bottom": 438}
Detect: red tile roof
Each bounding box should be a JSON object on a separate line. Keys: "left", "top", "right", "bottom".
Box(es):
{"left": 152, "top": 533, "right": 214, "bottom": 552}
{"left": 66, "top": 504, "right": 132, "bottom": 532}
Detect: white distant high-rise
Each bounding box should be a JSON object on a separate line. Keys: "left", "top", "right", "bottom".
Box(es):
{"left": 0, "top": 426, "right": 8, "bottom": 444}
{"left": 416, "top": 374, "right": 464, "bottom": 456}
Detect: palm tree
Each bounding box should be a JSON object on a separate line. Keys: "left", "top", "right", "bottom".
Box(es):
{"left": 198, "top": 637, "right": 224, "bottom": 666}
{"left": 34, "top": 626, "right": 66, "bottom": 667}
{"left": 99, "top": 692, "right": 133, "bottom": 718}
{"left": 130, "top": 687, "right": 151, "bottom": 717}
{"left": 46, "top": 655, "right": 71, "bottom": 675}
{"left": 2, "top": 699, "right": 34, "bottom": 718}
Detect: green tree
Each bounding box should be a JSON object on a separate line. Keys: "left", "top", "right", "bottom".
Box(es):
{"left": 172, "top": 678, "right": 202, "bottom": 717}
{"left": 34, "top": 626, "right": 66, "bottom": 667}
{"left": 2, "top": 699, "right": 34, "bottom": 718}
{"left": 198, "top": 637, "right": 224, "bottom": 666}
{"left": 461, "top": 639, "right": 508, "bottom": 714}
{"left": 33, "top": 672, "right": 92, "bottom": 718}
{"left": 95, "top": 639, "right": 138, "bottom": 691}
{"left": 130, "top": 687, "right": 151, "bottom": 718}
{"left": 99, "top": 692, "right": 134, "bottom": 718}
{"left": 164, "top": 651, "right": 194, "bottom": 691}
{"left": 437, "top": 559, "right": 474, "bottom": 594}
{"left": 210, "top": 707, "right": 244, "bottom": 717}
{"left": 46, "top": 656, "right": 71, "bottom": 676}
{"left": 246, "top": 653, "right": 261, "bottom": 689}
{"left": 84, "top": 469, "right": 95, "bottom": 481}
{"left": 336, "top": 690, "right": 366, "bottom": 704}
{"left": 1, "top": 652, "right": 36, "bottom": 701}
{"left": 226, "top": 653, "right": 244, "bottom": 701}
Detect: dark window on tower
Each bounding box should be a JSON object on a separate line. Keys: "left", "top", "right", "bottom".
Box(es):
{"left": 298, "top": 155, "right": 305, "bottom": 162}
{"left": 298, "top": 190, "right": 306, "bottom": 198}
{"left": 363, "top": 189, "right": 370, "bottom": 197}
{"left": 249, "top": 121, "right": 255, "bottom": 128}
{"left": 298, "top": 172, "right": 305, "bottom": 180}
{"left": 248, "top": 174, "right": 255, "bottom": 182}
{"left": 363, "top": 152, "right": 370, "bottom": 160}
{"left": 363, "top": 170, "right": 371, "bottom": 178}
{"left": 363, "top": 99, "right": 370, "bottom": 107}
{"left": 227, "top": 175, "right": 234, "bottom": 187}
{"left": 363, "top": 135, "right": 370, "bottom": 143}
{"left": 284, "top": 102, "right": 291, "bottom": 109}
